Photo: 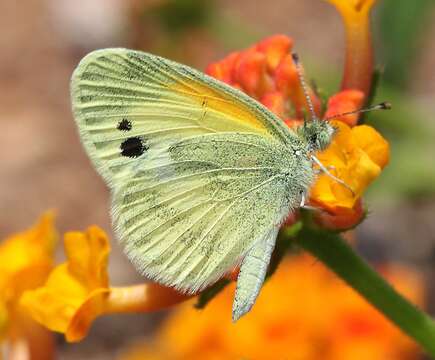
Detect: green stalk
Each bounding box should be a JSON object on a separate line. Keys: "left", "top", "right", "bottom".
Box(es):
{"left": 282, "top": 224, "right": 435, "bottom": 357}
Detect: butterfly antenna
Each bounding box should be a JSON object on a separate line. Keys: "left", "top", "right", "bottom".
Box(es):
{"left": 292, "top": 52, "right": 317, "bottom": 125}
{"left": 323, "top": 101, "right": 392, "bottom": 122}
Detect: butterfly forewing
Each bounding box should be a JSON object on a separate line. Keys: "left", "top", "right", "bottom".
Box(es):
{"left": 71, "top": 48, "right": 294, "bottom": 186}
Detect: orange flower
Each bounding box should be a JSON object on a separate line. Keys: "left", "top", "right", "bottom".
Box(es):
{"left": 21, "top": 226, "right": 190, "bottom": 342}
{"left": 206, "top": 34, "right": 321, "bottom": 120}
{"left": 311, "top": 120, "right": 389, "bottom": 213}
{"left": 207, "top": 34, "right": 388, "bottom": 229}
{"left": 0, "top": 212, "right": 57, "bottom": 359}
{"left": 274, "top": 53, "right": 322, "bottom": 118}
{"left": 119, "top": 255, "right": 423, "bottom": 360}
{"left": 21, "top": 226, "right": 111, "bottom": 342}
{"left": 312, "top": 89, "right": 389, "bottom": 227}
{"left": 324, "top": 89, "right": 365, "bottom": 127}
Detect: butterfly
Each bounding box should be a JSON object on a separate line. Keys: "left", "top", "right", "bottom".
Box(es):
{"left": 70, "top": 48, "right": 339, "bottom": 321}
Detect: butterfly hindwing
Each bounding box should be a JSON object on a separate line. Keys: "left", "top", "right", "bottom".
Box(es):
{"left": 112, "top": 132, "right": 301, "bottom": 293}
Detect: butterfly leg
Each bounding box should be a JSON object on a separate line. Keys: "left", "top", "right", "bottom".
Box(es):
{"left": 314, "top": 165, "right": 335, "bottom": 175}
{"left": 299, "top": 191, "right": 323, "bottom": 212}
{"left": 300, "top": 191, "right": 306, "bottom": 207}
{"left": 232, "top": 228, "right": 278, "bottom": 322}
{"left": 311, "top": 155, "right": 355, "bottom": 195}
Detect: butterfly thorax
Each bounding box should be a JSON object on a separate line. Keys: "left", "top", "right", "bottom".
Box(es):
{"left": 296, "top": 119, "right": 335, "bottom": 153}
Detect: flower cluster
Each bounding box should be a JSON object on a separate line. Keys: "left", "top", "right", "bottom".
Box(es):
{"left": 3, "top": 0, "right": 397, "bottom": 349}
{"left": 206, "top": 33, "right": 389, "bottom": 229}
{"left": 120, "top": 255, "right": 423, "bottom": 360}
{"left": 21, "top": 226, "right": 189, "bottom": 342}
{"left": 21, "top": 226, "right": 112, "bottom": 341}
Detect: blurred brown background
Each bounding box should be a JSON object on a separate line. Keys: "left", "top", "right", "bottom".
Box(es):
{"left": 1, "top": 0, "right": 435, "bottom": 358}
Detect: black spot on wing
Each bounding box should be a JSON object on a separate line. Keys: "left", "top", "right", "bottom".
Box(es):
{"left": 120, "top": 137, "right": 148, "bottom": 158}
{"left": 117, "top": 118, "right": 132, "bottom": 131}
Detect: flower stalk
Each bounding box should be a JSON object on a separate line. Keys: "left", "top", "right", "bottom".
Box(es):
{"left": 106, "top": 284, "right": 191, "bottom": 314}
{"left": 325, "top": 0, "right": 376, "bottom": 98}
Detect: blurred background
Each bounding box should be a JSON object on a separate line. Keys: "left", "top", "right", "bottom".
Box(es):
{"left": 1, "top": 0, "right": 435, "bottom": 358}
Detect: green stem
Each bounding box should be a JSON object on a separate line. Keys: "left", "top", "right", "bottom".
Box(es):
{"left": 285, "top": 225, "right": 435, "bottom": 357}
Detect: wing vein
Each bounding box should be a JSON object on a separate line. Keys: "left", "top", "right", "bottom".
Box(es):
{"left": 126, "top": 166, "right": 277, "bottom": 192}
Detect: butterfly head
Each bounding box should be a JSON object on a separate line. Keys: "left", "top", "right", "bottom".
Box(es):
{"left": 298, "top": 120, "right": 335, "bottom": 152}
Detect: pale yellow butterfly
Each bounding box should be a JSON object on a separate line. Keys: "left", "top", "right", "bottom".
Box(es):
{"left": 70, "top": 48, "right": 336, "bottom": 321}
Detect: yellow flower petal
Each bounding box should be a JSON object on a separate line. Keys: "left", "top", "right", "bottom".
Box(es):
{"left": 21, "top": 226, "right": 111, "bottom": 339}
{"left": 352, "top": 125, "right": 390, "bottom": 169}
{"left": 66, "top": 288, "right": 110, "bottom": 342}
{"left": 326, "top": 0, "right": 376, "bottom": 18}
{"left": 0, "top": 211, "right": 56, "bottom": 289}
{"left": 64, "top": 227, "right": 110, "bottom": 289}
{"left": 0, "top": 212, "right": 57, "bottom": 356}
{"left": 310, "top": 121, "right": 388, "bottom": 211}
{"left": 0, "top": 212, "right": 56, "bottom": 333}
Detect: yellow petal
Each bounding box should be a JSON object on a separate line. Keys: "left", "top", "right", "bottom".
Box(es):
{"left": 66, "top": 288, "right": 110, "bottom": 342}
{"left": 0, "top": 211, "right": 57, "bottom": 341}
{"left": 325, "top": 0, "right": 376, "bottom": 18}
{"left": 311, "top": 121, "right": 385, "bottom": 211}
{"left": 21, "top": 264, "right": 89, "bottom": 333}
{"left": 0, "top": 211, "right": 56, "bottom": 285}
{"left": 64, "top": 226, "right": 110, "bottom": 289}
{"left": 352, "top": 125, "right": 390, "bottom": 169}
{"left": 20, "top": 226, "right": 111, "bottom": 338}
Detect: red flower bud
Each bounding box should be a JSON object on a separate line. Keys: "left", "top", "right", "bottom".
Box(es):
{"left": 233, "top": 49, "right": 273, "bottom": 98}
{"left": 260, "top": 91, "right": 287, "bottom": 119}
{"left": 256, "top": 34, "right": 293, "bottom": 73}
{"left": 205, "top": 51, "right": 240, "bottom": 85}
{"left": 324, "top": 89, "right": 365, "bottom": 126}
